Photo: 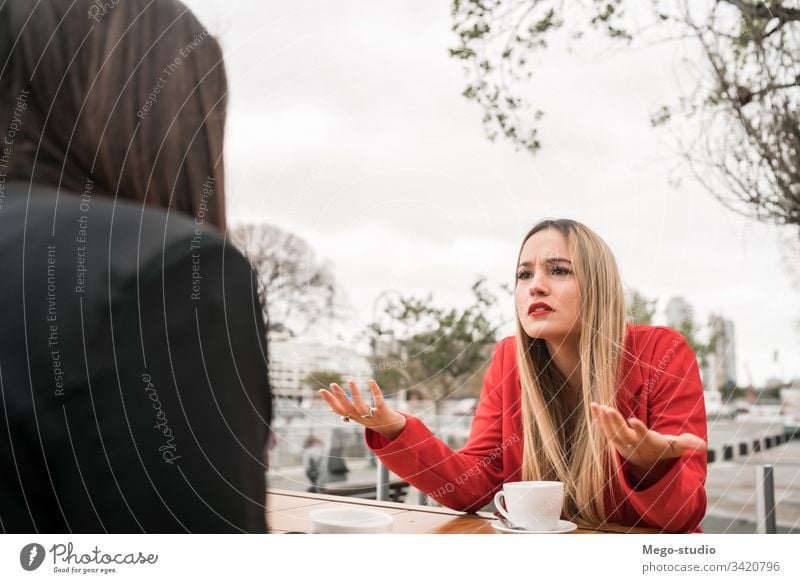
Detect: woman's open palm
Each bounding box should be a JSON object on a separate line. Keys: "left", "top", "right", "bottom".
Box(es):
{"left": 319, "top": 380, "right": 407, "bottom": 440}
{"left": 590, "top": 403, "right": 707, "bottom": 470}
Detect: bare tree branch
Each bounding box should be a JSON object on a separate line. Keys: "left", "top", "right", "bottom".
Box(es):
{"left": 230, "top": 223, "right": 348, "bottom": 336}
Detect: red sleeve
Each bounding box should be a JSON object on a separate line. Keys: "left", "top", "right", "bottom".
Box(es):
{"left": 616, "top": 329, "right": 708, "bottom": 532}
{"left": 364, "top": 338, "right": 512, "bottom": 513}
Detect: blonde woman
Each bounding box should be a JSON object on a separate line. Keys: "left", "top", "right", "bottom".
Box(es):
{"left": 320, "top": 219, "right": 708, "bottom": 532}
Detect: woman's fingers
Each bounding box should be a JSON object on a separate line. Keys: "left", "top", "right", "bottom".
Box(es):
{"left": 604, "top": 407, "right": 637, "bottom": 443}
{"left": 348, "top": 380, "right": 371, "bottom": 417}
{"left": 321, "top": 381, "right": 385, "bottom": 425}
{"left": 318, "top": 380, "right": 401, "bottom": 438}
{"left": 319, "top": 389, "right": 346, "bottom": 415}
{"left": 592, "top": 404, "right": 707, "bottom": 472}
{"left": 626, "top": 416, "right": 650, "bottom": 438}
{"left": 590, "top": 403, "right": 612, "bottom": 440}
{"left": 673, "top": 432, "right": 708, "bottom": 453}
{"left": 602, "top": 406, "right": 637, "bottom": 446}
{"left": 594, "top": 407, "right": 622, "bottom": 450}
{"left": 330, "top": 383, "right": 359, "bottom": 417}
{"left": 591, "top": 403, "right": 640, "bottom": 452}
{"left": 368, "top": 379, "right": 386, "bottom": 409}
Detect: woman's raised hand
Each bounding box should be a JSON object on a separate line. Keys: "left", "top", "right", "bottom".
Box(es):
{"left": 319, "top": 379, "right": 407, "bottom": 441}
{"left": 590, "top": 402, "right": 707, "bottom": 484}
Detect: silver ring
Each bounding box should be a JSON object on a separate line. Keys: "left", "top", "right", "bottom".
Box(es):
{"left": 360, "top": 406, "right": 377, "bottom": 419}
{"left": 341, "top": 415, "right": 351, "bottom": 423}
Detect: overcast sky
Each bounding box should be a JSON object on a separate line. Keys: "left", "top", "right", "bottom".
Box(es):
{"left": 183, "top": 0, "right": 799, "bottom": 386}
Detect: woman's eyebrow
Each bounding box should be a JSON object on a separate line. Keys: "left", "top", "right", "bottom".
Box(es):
{"left": 518, "top": 257, "right": 572, "bottom": 267}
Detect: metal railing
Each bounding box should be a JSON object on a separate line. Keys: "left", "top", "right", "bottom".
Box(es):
{"left": 373, "top": 429, "right": 800, "bottom": 522}
{"left": 756, "top": 464, "right": 777, "bottom": 534}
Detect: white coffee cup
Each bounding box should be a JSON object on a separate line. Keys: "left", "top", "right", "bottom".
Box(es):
{"left": 309, "top": 508, "right": 394, "bottom": 534}
{"left": 493, "top": 481, "right": 564, "bottom": 531}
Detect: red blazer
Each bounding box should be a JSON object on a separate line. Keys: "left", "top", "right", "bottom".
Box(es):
{"left": 365, "top": 324, "right": 708, "bottom": 533}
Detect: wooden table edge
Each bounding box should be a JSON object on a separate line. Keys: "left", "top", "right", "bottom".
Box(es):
{"left": 266, "top": 489, "right": 660, "bottom": 534}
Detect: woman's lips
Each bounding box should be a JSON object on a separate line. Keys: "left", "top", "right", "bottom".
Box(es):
{"left": 529, "top": 309, "right": 554, "bottom": 317}
{"left": 528, "top": 301, "right": 554, "bottom": 316}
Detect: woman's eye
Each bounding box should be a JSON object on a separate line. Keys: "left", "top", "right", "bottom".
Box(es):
{"left": 517, "top": 267, "right": 571, "bottom": 279}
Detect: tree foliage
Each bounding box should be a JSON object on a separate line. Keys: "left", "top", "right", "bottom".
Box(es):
{"left": 303, "top": 370, "right": 345, "bottom": 391}
{"left": 450, "top": 0, "right": 800, "bottom": 230}
{"left": 365, "top": 277, "right": 508, "bottom": 411}
{"left": 626, "top": 289, "right": 658, "bottom": 324}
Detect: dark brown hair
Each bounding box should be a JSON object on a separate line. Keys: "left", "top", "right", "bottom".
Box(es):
{"left": 0, "top": 0, "right": 227, "bottom": 228}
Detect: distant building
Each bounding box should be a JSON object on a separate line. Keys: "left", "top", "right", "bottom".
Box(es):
{"left": 665, "top": 296, "right": 693, "bottom": 330}
{"left": 664, "top": 297, "right": 737, "bottom": 396}
{"left": 269, "top": 331, "right": 373, "bottom": 402}
{"left": 702, "top": 314, "right": 737, "bottom": 394}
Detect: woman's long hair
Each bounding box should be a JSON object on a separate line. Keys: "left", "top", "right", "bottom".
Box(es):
{"left": 0, "top": 0, "right": 227, "bottom": 229}
{"left": 515, "top": 219, "right": 627, "bottom": 526}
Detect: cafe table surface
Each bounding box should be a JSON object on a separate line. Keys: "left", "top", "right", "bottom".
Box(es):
{"left": 266, "top": 488, "right": 660, "bottom": 534}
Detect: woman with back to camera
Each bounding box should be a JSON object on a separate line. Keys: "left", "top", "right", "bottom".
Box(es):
{"left": 320, "top": 219, "right": 708, "bottom": 533}
{"left": 0, "top": 0, "right": 271, "bottom": 532}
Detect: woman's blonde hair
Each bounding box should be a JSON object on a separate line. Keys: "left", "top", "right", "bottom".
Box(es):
{"left": 515, "top": 218, "right": 626, "bottom": 526}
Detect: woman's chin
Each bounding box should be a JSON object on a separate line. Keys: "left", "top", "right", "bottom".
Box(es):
{"left": 521, "top": 325, "right": 555, "bottom": 340}
{"left": 521, "top": 322, "right": 576, "bottom": 342}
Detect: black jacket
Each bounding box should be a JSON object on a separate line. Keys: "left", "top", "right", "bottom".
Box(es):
{"left": 0, "top": 181, "right": 271, "bottom": 533}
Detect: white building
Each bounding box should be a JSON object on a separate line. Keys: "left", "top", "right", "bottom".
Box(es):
{"left": 665, "top": 296, "right": 693, "bottom": 330}
{"left": 702, "top": 314, "right": 737, "bottom": 394}
{"left": 269, "top": 332, "right": 374, "bottom": 402}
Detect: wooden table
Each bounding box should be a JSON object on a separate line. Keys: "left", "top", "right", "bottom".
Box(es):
{"left": 266, "top": 488, "right": 659, "bottom": 534}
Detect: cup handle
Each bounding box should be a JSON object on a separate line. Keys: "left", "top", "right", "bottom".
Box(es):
{"left": 494, "top": 491, "right": 511, "bottom": 521}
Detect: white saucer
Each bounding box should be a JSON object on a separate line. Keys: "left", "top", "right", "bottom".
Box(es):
{"left": 490, "top": 519, "right": 577, "bottom": 534}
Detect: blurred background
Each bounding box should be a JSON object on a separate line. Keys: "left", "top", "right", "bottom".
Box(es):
{"left": 184, "top": 0, "right": 800, "bottom": 533}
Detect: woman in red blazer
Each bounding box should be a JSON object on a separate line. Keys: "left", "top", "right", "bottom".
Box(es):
{"left": 321, "top": 219, "right": 708, "bottom": 533}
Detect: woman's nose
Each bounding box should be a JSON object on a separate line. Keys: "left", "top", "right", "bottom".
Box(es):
{"left": 528, "top": 275, "right": 548, "bottom": 296}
